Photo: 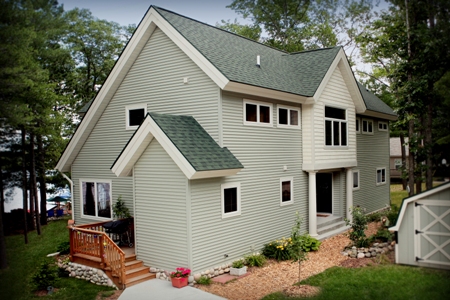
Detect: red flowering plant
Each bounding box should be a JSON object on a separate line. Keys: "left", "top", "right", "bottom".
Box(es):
{"left": 170, "top": 267, "right": 191, "bottom": 278}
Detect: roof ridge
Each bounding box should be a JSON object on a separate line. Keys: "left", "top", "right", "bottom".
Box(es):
{"left": 152, "top": 5, "right": 288, "bottom": 54}
{"left": 286, "top": 46, "right": 341, "bottom": 56}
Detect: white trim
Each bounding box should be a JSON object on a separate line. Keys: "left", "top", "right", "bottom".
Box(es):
{"left": 362, "top": 110, "right": 397, "bottom": 121}
{"left": 376, "top": 167, "right": 387, "bottom": 185}
{"left": 221, "top": 182, "right": 241, "bottom": 218}
{"left": 126, "top": 103, "right": 147, "bottom": 130}
{"left": 352, "top": 170, "right": 360, "bottom": 190}
{"left": 277, "top": 105, "right": 301, "bottom": 129}
{"left": 361, "top": 118, "right": 374, "bottom": 135}
{"left": 378, "top": 121, "right": 388, "bottom": 132}
{"left": 302, "top": 160, "right": 357, "bottom": 171}
{"left": 79, "top": 179, "right": 113, "bottom": 221}
{"left": 356, "top": 117, "right": 361, "bottom": 134}
{"left": 243, "top": 99, "right": 273, "bottom": 127}
{"left": 390, "top": 183, "right": 450, "bottom": 231}
{"left": 280, "top": 177, "right": 294, "bottom": 206}
{"left": 324, "top": 106, "right": 348, "bottom": 147}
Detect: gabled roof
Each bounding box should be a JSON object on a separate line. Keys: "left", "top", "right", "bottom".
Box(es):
{"left": 111, "top": 113, "right": 243, "bottom": 179}
{"left": 357, "top": 82, "right": 397, "bottom": 120}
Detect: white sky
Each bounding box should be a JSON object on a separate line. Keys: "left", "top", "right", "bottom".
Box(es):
{"left": 59, "top": 0, "right": 246, "bottom": 27}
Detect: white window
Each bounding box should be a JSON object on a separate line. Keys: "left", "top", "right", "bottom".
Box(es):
{"left": 394, "top": 159, "right": 402, "bottom": 170}
{"left": 353, "top": 170, "right": 360, "bottom": 190}
{"left": 378, "top": 121, "right": 388, "bottom": 131}
{"left": 221, "top": 182, "right": 241, "bottom": 218}
{"left": 126, "top": 103, "right": 147, "bottom": 130}
{"left": 280, "top": 177, "right": 294, "bottom": 206}
{"left": 243, "top": 100, "right": 273, "bottom": 126}
{"left": 362, "top": 119, "right": 374, "bottom": 134}
{"left": 376, "top": 168, "right": 386, "bottom": 185}
{"left": 356, "top": 118, "right": 360, "bottom": 134}
{"left": 325, "top": 106, "right": 347, "bottom": 146}
{"left": 80, "top": 179, "right": 112, "bottom": 219}
{"left": 277, "top": 105, "right": 300, "bottom": 128}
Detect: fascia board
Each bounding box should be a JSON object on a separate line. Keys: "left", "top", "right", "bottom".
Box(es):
{"left": 361, "top": 110, "right": 398, "bottom": 121}
{"left": 190, "top": 168, "right": 242, "bottom": 180}
{"left": 390, "top": 183, "right": 450, "bottom": 231}
{"left": 302, "top": 160, "right": 357, "bottom": 172}
{"left": 55, "top": 11, "right": 158, "bottom": 172}
{"left": 151, "top": 9, "right": 229, "bottom": 89}
{"left": 224, "top": 81, "right": 308, "bottom": 103}
{"left": 311, "top": 49, "right": 366, "bottom": 114}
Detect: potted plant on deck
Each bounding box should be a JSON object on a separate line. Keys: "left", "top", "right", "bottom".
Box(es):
{"left": 170, "top": 267, "right": 191, "bottom": 288}
{"left": 230, "top": 259, "right": 247, "bottom": 276}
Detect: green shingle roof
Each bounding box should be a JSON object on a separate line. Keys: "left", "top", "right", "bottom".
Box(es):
{"left": 357, "top": 82, "right": 396, "bottom": 117}
{"left": 149, "top": 113, "right": 243, "bottom": 171}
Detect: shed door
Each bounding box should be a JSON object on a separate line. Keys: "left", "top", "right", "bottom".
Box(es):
{"left": 414, "top": 200, "right": 450, "bottom": 267}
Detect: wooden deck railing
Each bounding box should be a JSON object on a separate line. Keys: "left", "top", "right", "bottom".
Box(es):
{"left": 69, "top": 222, "right": 126, "bottom": 285}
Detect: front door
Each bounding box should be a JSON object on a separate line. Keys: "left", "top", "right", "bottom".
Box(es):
{"left": 316, "top": 173, "right": 332, "bottom": 214}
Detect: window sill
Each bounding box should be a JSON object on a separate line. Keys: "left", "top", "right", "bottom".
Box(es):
{"left": 324, "top": 146, "right": 349, "bottom": 150}
{"left": 243, "top": 121, "right": 273, "bottom": 128}
{"left": 280, "top": 201, "right": 293, "bottom": 206}
{"left": 277, "top": 124, "right": 301, "bottom": 130}
{"left": 222, "top": 212, "right": 241, "bottom": 219}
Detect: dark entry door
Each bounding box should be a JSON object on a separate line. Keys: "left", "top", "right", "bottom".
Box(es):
{"left": 316, "top": 173, "right": 332, "bottom": 214}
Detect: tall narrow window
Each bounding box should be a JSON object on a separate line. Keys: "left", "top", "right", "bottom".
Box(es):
{"left": 278, "top": 105, "right": 300, "bottom": 128}
{"left": 221, "top": 183, "right": 241, "bottom": 218}
{"left": 362, "top": 119, "right": 373, "bottom": 134}
{"left": 243, "top": 100, "right": 273, "bottom": 126}
{"left": 325, "top": 106, "right": 347, "bottom": 146}
{"left": 356, "top": 118, "right": 360, "bottom": 133}
{"left": 353, "top": 170, "right": 360, "bottom": 190}
{"left": 80, "top": 179, "right": 112, "bottom": 219}
{"left": 376, "top": 168, "right": 386, "bottom": 185}
{"left": 280, "top": 177, "right": 293, "bottom": 206}
{"left": 126, "top": 104, "right": 147, "bottom": 130}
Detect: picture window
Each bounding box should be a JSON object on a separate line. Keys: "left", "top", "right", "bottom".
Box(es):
{"left": 325, "top": 106, "right": 347, "bottom": 146}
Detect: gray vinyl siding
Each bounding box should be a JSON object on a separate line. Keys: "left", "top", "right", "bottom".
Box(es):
{"left": 186, "top": 91, "right": 308, "bottom": 272}
{"left": 71, "top": 26, "right": 219, "bottom": 224}
{"left": 134, "top": 140, "right": 189, "bottom": 270}
{"left": 353, "top": 118, "right": 390, "bottom": 213}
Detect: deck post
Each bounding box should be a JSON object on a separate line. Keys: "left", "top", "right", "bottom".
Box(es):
{"left": 69, "top": 226, "right": 74, "bottom": 261}
{"left": 99, "top": 234, "right": 105, "bottom": 269}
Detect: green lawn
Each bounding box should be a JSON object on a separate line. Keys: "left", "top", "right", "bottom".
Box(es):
{"left": 390, "top": 184, "right": 408, "bottom": 208}
{"left": 262, "top": 264, "right": 450, "bottom": 300}
{"left": 0, "top": 217, "right": 114, "bottom": 299}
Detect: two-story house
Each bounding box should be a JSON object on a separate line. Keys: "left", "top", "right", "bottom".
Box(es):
{"left": 56, "top": 6, "right": 396, "bottom": 277}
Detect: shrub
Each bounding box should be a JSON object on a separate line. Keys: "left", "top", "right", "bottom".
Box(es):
{"left": 231, "top": 259, "right": 245, "bottom": 268}
{"left": 387, "top": 205, "right": 399, "bottom": 225}
{"left": 262, "top": 237, "right": 293, "bottom": 261}
{"left": 345, "top": 206, "right": 369, "bottom": 247}
{"left": 31, "top": 259, "right": 58, "bottom": 290}
{"left": 244, "top": 253, "right": 266, "bottom": 267}
{"left": 297, "top": 235, "right": 321, "bottom": 252}
{"left": 196, "top": 275, "right": 212, "bottom": 285}
{"left": 56, "top": 241, "right": 70, "bottom": 255}
{"left": 374, "top": 228, "right": 394, "bottom": 242}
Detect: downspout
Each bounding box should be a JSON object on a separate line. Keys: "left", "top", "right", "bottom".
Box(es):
{"left": 59, "top": 171, "right": 74, "bottom": 222}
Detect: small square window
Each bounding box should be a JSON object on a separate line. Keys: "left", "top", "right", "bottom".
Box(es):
{"left": 243, "top": 100, "right": 273, "bottom": 126}
{"left": 221, "top": 183, "right": 241, "bottom": 218}
{"left": 280, "top": 177, "right": 293, "bottom": 206}
{"left": 353, "top": 170, "right": 360, "bottom": 190}
{"left": 277, "top": 105, "right": 300, "bottom": 128}
{"left": 376, "top": 168, "right": 386, "bottom": 185}
{"left": 362, "top": 119, "right": 374, "bottom": 135}
{"left": 126, "top": 104, "right": 147, "bottom": 130}
{"left": 378, "top": 121, "right": 388, "bottom": 131}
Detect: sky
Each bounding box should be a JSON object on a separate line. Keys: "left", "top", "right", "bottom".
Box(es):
{"left": 59, "top": 0, "right": 246, "bottom": 27}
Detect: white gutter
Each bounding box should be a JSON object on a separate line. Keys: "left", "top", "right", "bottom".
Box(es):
{"left": 59, "top": 171, "right": 74, "bottom": 222}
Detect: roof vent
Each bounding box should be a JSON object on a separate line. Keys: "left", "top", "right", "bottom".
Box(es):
{"left": 256, "top": 55, "right": 260, "bottom": 67}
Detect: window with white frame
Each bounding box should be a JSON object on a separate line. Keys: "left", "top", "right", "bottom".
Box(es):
{"left": 356, "top": 118, "right": 360, "bottom": 134}
{"left": 378, "top": 121, "right": 388, "bottom": 131}
{"left": 80, "top": 179, "right": 112, "bottom": 219}
{"left": 376, "top": 168, "right": 386, "bottom": 185}
{"left": 325, "top": 106, "right": 347, "bottom": 146}
{"left": 126, "top": 104, "right": 146, "bottom": 130}
{"left": 353, "top": 170, "right": 360, "bottom": 190}
{"left": 221, "top": 183, "right": 241, "bottom": 218}
{"left": 243, "top": 100, "right": 272, "bottom": 126}
{"left": 280, "top": 177, "right": 293, "bottom": 205}
{"left": 277, "top": 105, "right": 300, "bottom": 128}
{"left": 362, "top": 119, "right": 374, "bottom": 134}
{"left": 394, "top": 159, "right": 402, "bottom": 170}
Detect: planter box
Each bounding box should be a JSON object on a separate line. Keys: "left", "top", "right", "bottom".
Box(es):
{"left": 171, "top": 277, "right": 188, "bottom": 288}
{"left": 230, "top": 266, "right": 247, "bottom": 276}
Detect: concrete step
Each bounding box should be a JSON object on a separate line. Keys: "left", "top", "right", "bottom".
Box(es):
{"left": 125, "top": 260, "right": 143, "bottom": 271}
{"left": 317, "top": 220, "right": 346, "bottom": 236}
{"left": 125, "top": 273, "right": 156, "bottom": 288}
{"left": 318, "top": 224, "right": 350, "bottom": 241}
{"left": 317, "top": 216, "right": 344, "bottom": 229}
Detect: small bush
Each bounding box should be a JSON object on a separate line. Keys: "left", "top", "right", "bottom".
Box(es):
{"left": 374, "top": 228, "right": 394, "bottom": 242}
{"left": 231, "top": 259, "right": 245, "bottom": 268}
{"left": 31, "top": 259, "right": 59, "bottom": 290}
{"left": 196, "top": 275, "right": 212, "bottom": 285}
{"left": 56, "top": 241, "right": 70, "bottom": 255}
{"left": 345, "top": 206, "right": 369, "bottom": 247}
{"left": 244, "top": 253, "right": 266, "bottom": 267}
{"left": 297, "top": 235, "right": 321, "bottom": 252}
{"left": 262, "top": 237, "right": 293, "bottom": 261}
{"left": 387, "top": 205, "right": 399, "bottom": 225}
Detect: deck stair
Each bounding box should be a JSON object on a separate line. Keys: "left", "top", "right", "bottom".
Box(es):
{"left": 123, "top": 254, "right": 156, "bottom": 288}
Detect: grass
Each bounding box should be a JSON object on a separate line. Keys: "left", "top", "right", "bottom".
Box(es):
{"left": 0, "top": 217, "right": 114, "bottom": 299}
{"left": 390, "top": 182, "right": 442, "bottom": 208}
{"left": 261, "top": 265, "right": 450, "bottom": 300}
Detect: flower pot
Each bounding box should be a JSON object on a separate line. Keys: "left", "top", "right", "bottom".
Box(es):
{"left": 171, "top": 277, "right": 188, "bottom": 288}
{"left": 230, "top": 266, "right": 247, "bottom": 276}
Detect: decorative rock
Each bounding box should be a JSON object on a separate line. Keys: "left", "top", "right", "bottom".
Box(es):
{"left": 365, "top": 252, "right": 371, "bottom": 258}
{"left": 219, "top": 270, "right": 224, "bottom": 275}
{"left": 371, "top": 251, "right": 377, "bottom": 257}
{"left": 150, "top": 267, "right": 157, "bottom": 272}
{"left": 357, "top": 253, "right": 365, "bottom": 259}
{"left": 188, "top": 275, "right": 194, "bottom": 283}
{"left": 224, "top": 268, "right": 230, "bottom": 273}
{"left": 214, "top": 270, "right": 219, "bottom": 276}
{"left": 204, "top": 269, "right": 210, "bottom": 275}
{"left": 194, "top": 273, "right": 201, "bottom": 281}
{"left": 373, "top": 243, "right": 379, "bottom": 247}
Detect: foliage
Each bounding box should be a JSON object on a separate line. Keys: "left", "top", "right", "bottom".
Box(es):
{"left": 217, "top": 19, "right": 261, "bottom": 41}
{"left": 231, "top": 259, "right": 245, "bottom": 268}
{"left": 31, "top": 259, "right": 59, "bottom": 290}
{"left": 244, "top": 253, "right": 266, "bottom": 267}
{"left": 345, "top": 206, "right": 369, "bottom": 247}
{"left": 262, "top": 237, "right": 293, "bottom": 261}
{"left": 374, "top": 228, "right": 394, "bottom": 243}
{"left": 56, "top": 241, "right": 71, "bottom": 255}
{"left": 196, "top": 275, "right": 212, "bottom": 285}
{"left": 297, "top": 234, "right": 321, "bottom": 252}
{"left": 170, "top": 267, "right": 191, "bottom": 278}
{"left": 112, "top": 195, "right": 131, "bottom": 219}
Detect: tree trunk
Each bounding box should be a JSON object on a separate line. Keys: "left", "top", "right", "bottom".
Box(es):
{"left": 0, "top": 154, "right": 7, "bottom": 269}
{"left": 37, "top": 135, "right": 47, "bottom": 225}
{"left": 21, "top": 128, "right": 28, "bottom": 244}
{"left": 30, "top": 132, "right": 41, "bottom": 235}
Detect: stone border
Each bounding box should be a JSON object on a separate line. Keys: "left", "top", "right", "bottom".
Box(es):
{"left": 58, "top": 260, "right": 117, "bottom": 289}
{"left": 342, "top": 241, "right": 395, "bottom": 258}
